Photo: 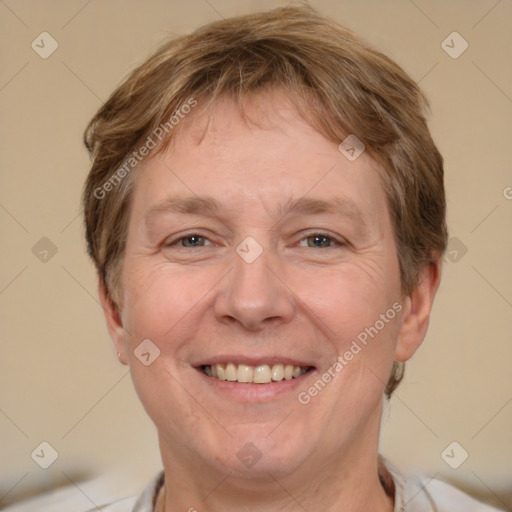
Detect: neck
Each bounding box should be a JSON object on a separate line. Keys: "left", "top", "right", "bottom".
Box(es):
{"left": 157, "top": 413, "right": 394, "bottom": 512}
{"left": 159, "top": 458, "right": 393, "bottom": 512}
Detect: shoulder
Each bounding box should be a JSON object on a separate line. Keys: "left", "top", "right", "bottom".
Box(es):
{"left": 0, "top": 470, "right": 160, "bottom": 512}
{"left": 380, "top": 456, "right": 503, "bottom": 512}
{"left": 1, "top": 471, "right": 161, "bottom": 512}
{"left": 405, "top": 474, "right": 504, "bottom": 512}
{"left": 0, "top": 488, "right": 137, "bottom": 512}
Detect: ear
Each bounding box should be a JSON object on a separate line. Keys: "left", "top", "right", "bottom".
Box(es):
{"left": 98, "top": 279, "right": 128, "bottom": 365}
{"left": 395, "top": 259, "right": 442, "bottom": 362}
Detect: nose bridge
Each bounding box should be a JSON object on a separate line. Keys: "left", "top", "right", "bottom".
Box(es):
{"left": 214, "top": 239, "right": 294, "bottom": 330}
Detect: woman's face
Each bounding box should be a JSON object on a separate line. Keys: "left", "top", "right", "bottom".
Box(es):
{"left": 106, "top": 90, "right": 422, "bottom": 479}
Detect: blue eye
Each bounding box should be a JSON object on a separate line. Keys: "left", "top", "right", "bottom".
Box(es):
{"left": 173, "top": 235, "right": 212, "bottom": 247}
{"left": 298, "top": 233, "right": 339, "bottom": 248}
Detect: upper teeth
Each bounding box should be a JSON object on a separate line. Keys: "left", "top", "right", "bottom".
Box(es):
{"left": 203, "top": 363, "right": 308, "bottom": 384}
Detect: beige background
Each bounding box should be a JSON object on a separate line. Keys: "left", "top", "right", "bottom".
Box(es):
{"left": 1, "top": 0, "right": 511, "bottom": 509}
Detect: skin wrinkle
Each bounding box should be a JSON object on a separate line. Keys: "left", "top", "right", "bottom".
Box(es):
{"left": 74, "top": 6, "right": 451, "bottom": 507}
{"left": 100, "top": 91, "right": 440, "bottom": 512}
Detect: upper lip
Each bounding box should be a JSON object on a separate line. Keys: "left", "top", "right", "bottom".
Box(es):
{"left": 193, "top": 355, "right": 316, "bottom": 368}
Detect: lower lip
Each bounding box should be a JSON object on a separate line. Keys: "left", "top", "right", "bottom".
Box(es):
{"left": 196, "top": 368, "right": 316, "bottom": 402}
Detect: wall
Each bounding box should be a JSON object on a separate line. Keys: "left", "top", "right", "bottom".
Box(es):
{"left": 1, "top": 0, "right": 511, "bottom": 509}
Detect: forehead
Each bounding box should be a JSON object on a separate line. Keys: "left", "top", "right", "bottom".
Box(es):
{"left": 175, "top": 90, "right": 344, "bottom": 165}
{"left": 131, "top": 90, "right": 389, "bottom": 229}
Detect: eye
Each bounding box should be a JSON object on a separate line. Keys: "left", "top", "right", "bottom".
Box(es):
{"left": 168, "top": 234, "right": 213, "bottom": 248}
{"left": 298, "top": 233, "right": 341, "bottom": 248}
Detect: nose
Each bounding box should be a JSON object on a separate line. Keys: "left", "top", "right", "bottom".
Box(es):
{"left": 213, "top": 246, "right": 295, "bottom": 332}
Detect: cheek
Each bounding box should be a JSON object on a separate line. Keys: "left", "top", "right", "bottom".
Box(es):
{"left": 121, "top": 262, "right": 220, "bottom": 340}
{"left": 128, "top": 362, "right": 205, "bottom": 447}
{"left": 291, "top": 261, "right": 400, "bottom": 338}
{"left": 286, "top": 260, "right": 403, "bottom": 396}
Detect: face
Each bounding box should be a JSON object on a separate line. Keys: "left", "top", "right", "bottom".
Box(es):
{"left": 103, "top": 90, "right": 436, "bottom": 481}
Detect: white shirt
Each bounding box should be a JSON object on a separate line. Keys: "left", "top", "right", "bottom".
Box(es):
{"left": 3, "top": 458, "right": 503, "bottom": 511}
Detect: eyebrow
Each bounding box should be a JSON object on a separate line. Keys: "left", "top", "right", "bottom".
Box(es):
{"left": 275, "top": 196, "right": 366, "bottom": 226}
{"left": 145, "top": 195, "right": 368, "bottom": 231}
{"left": 146, "top": 196, "right": 221, "bottom": 218}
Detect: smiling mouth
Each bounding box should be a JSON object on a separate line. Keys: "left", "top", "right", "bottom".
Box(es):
{"left": 202, "top": 363, "right": 313, "bottom": 384}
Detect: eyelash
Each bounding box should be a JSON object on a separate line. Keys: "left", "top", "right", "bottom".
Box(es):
{"left": 297, "top": 232, "right": 343, "bottom": 248}
{"left": 167, "top": 233, "right": 213, "bottom": 248}
{"left": 165, "top": 231, "right": 345, "bottom": 249}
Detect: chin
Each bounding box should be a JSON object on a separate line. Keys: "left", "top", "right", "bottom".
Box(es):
{"left": 203, "top": 427, "right": 311, "bottom": 480}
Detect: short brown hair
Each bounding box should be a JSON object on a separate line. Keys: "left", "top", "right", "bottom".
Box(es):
{"left": 82, "top": 3, "right": 447, "bottom": 396}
